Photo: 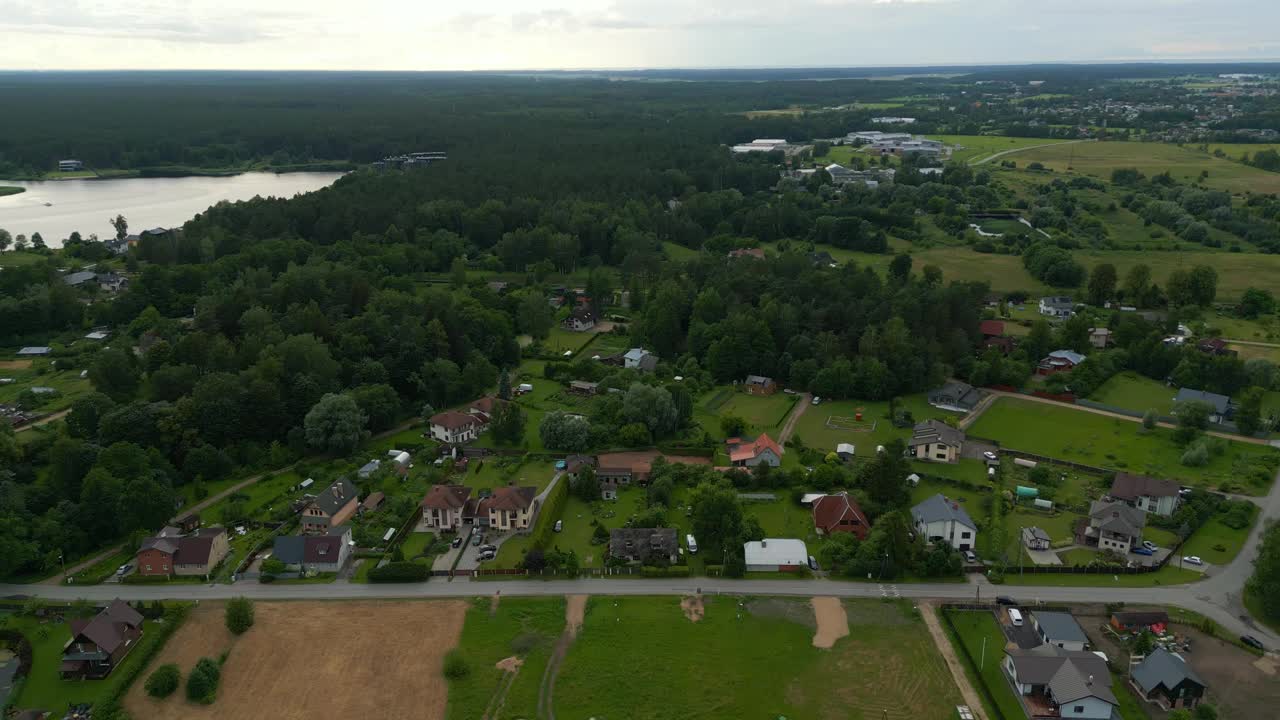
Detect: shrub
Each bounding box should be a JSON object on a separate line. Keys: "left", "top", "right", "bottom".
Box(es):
{"left": 186, "top": 657, "right": 221, "bottom": 704}
{"left": 145, "top": 663, "right": 181, "bottom": 698}
{"left": 225, "top": 597, "right": 255, "bottom": 635}
{"left": 442, "top": 650, "right": 470, "bottom": 680}
{"left": 368, "top": 561, "right": 430, "bottom": 583}
{"left": 1180, "top": 443, "right": 1209, "bottom": 467}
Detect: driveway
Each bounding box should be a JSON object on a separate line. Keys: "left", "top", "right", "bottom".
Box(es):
{"left": 1025, "top": 548, "right": 1062, "bottom": 566}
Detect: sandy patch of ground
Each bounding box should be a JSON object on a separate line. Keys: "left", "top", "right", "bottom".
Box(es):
{"left": 565, "top": 595, "right": 587, "bottom": 638}
{"left": 810, "top": 597, "right": 849, "bottom": 649}
{"left": 496, "top": 656, "right": 523, "bottom": 672}
{"left": 1254, "top": 656, "right": 1277, "bottom": 676}
{"left": 125, "top": 600, "right": 467, "bottom": 720}
{"left": 490, "top": 592, "right": 501, "bottom": 615}
{"left": 0, "top": 360, "right": 31, "bottom": 370}
{"left": 681, "top": 594, "right": 705, "bottom": 622}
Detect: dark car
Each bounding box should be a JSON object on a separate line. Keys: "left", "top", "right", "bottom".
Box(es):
{"left": 1132, "top": 546, "right": 1154, "bottom": 556}
{"left": 451, "top": 536, "right": 463, "bottom": 548}
{"left": 995, "top": 596, "right": 1017, "bottom": 606}
{"left": 1241, "top": 635, "right": 1265, "bottom": 651}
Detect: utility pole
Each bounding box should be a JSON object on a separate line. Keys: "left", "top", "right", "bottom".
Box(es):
{"left": 981, "top": 635, "right": 987, "bottom": 670}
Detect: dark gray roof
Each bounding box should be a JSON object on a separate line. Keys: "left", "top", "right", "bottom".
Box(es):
{"left": 272, "top": 535, "right": 306, "bottom": 565}
{"left": 308, "top": 478, "right": 358, "bottom": 517}
{"left": 1006, "top": 646, "right": 1116, "bottom": 706}
{"left": 1089, "top": 500, "right": 1146, "bottom": 538}
{"left": 1131, "top": 648, "right": 1205, "bottom": 695}
{"left": 62, "top": 270, "right": 98, "bottom": 286}
{"left": 609, "top": 527, "right": 678, "bottom": 561}
{"left": 1174, "top": 388, "right": 1231, "bottom": 414}
{"left": 908, "top": 419, "right": 965, "bottom": 448}
{"left": 1110, "top": 473, "right": 1179, "bottom": 501}
{"left": 1034, "top": 611, "right": 1089, "bottom": 644}
{"left": 911, "top": 493, "right": 976, "bottom": 530}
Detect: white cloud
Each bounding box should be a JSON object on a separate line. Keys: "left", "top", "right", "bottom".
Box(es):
{"left": 0, "top": 0, "right": 1275, "bottom": 70}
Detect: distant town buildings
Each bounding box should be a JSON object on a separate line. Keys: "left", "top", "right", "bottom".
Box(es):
{"left": 731, "top": 138, "right": 789, "bottom": 153}
{"left": 373, "top": 151, "right": 447, "bottom": 170}
{"left": 58, "top": 159, "right": 84, "bottom": 172}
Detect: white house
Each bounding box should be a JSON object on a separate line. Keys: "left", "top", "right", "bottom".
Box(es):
{"left": 1109, "top": 473, "right": 1179, "bottom": 517}
{"left": 743, "top": 538, "right": 808, "bottom": 572}
{"left": 910, "top": 494, "right": 977, "bottom": 551}
{"left": 1004, "top": 646, "right": 1117, "bottom": 720}
{"left": 428, "top": 410, "right": 482, "bottom": 444}
{"left": 623, "top": 348, "right": 657, "bottom": 372}
{"left": 1039, "top": 296, "right": 1075, "bottom": 318}
{"left": 1033, "top": 611, "right": 1090, "bottom": 652}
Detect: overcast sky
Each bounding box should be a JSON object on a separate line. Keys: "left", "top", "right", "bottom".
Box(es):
{"left": 3, "top": 0, "right": 1277, "bottom": 71}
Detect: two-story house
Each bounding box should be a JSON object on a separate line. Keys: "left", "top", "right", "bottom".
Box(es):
{"left": 60, "top": 600, "right": 144, "bottom": 680}
{"left": 299, "top": 478, "right": 359, "bottom": 534}
{"left": 623, "top": 348, "right": 658, "bottom": 372}
{"left": 271, "top": 526, "right": 353, "bottom": 575}
{"left": 811, "top": 492, "right": 871, "bottom": 540}
{"left": 1083, "top": 500, "right": 1146, "bottom": 554}
{"left": 726, "top": 433, "right": 783, "bottom": 467}
{"left": 479, "top": 486, "right": 537, "bottom": 531}
{"left": 135, "top": 527, "right": 230, "bottom": 578}
{"left": 1038, "top": 296, "right": 1075, "bottom": 318}
{"left": 911, "top": 494, "right": 978, "bottom": 551}
{"left": 907, "top": 420, "right": 965, "bottom": 464}
{"left": 428, "top": 410, "right": 483, "bottom": 445}
{"left": 420, "top": 484, "right": 472, "bottom": 531}
{"left": 1109, "top": 473, "right": 1180, "bottom": 517}
{"left": 562, "top": 307, "right": 596, "bottom": 332}
{"left": 1131, "top": 648, "right": 1207, "bottom": 711}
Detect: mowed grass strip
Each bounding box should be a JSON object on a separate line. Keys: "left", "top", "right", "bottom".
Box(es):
{"left": 552, "top": 596, "right": 961, "bottom": 720}
{"left": 968, "top": 397, "right": 1278, "bottom": 490}
{"left": 1088, "top": 372, "right": 1177, "bottom": 416}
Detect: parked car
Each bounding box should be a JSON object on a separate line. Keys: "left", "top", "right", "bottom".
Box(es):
{"left": 451, "top": 536, "right": 463, "bottom": 548}
{"left": 1132, "top": 547, "right": 1154, "bottom": 556}
{"left": 1241, "top": 635, "right": 1265, "bottom": 651}
{"left": 783, "top": 388, "right": 796, "bottom": 395}
{"left": 554, "top": 520, "right": 563, "bottom": 533}
{"left": 472, "top": 533, "right": 483, "bottom": 546}
{"left": 478, "top": 550, "right": 496, "bottom": 562}
{"left": 982, "top": 451, "right": 998, "bottom": 461}
{"left": 811, "top": 396, "right": 822, "bottom": 405}
{"left": 964, "top": 551, "right": 978, "bottom": 564}
{"left": 808, "top": 555, "right": 819, "bottom": 571}
{"left": 995, "top": 596, "right": 1017, "bottom": 606}
{"left": 1183, "top": 555, "right": 1203, "bottom": 565}
{"left": 1142, "top": 540, "right": 1157, "bottom": 551}
{"left": 116, "top": 564, "right": 132, "bottom": 576}
{"left": 479, "top": 544, "right": 497, "bottom": 553}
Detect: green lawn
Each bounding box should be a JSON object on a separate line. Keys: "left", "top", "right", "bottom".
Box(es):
{"left": 0, "top": 185, "right": 24, "bottom": 196}
{"left": 662, "top": 241, "right": 703, "bottom": 261}
{"left": 551, "top": 597, "right": 961, "bottom": 720}
{"left": 1089, "top": 372, "right": 1176, "bottom": 416}
{"left": 742, "top": 497, "right": 818, "bottom": 542}
{"left": 66, "top": 549, "right": 135, "bottom": 585}
{"left": 791, "top": 393, "right": 961, "bottom": 459}
{"left": 0, "top": 357, "right": 95, "bottom": 413}
{"left": 1000, "top": 564, "right": 1203, "bottom": 587}
{"left": 460, "top": 456, "right": 558, "bottom": 493}
{"left": 694, "top": 387, "right": 797, "bottom": 440}
{"left": 933, "top": 134, "right": 1077, "bottom": 164}
{"left": 445, "top": 597, "right": 566, "bottom": 720}
{"left": 1004, "top": 507, "right": 1082, "bottom": 557}
{"left": 940, "top": 610, "right": 1026, "bottom": 720}
{"left": 1179, "top": 509, "right": 1257, "bottom": 565}
{"left": 5, "top": 611, "right": 168, "bottom": 709}
{"left": 968, "top": 397, "right": 1279, "bottom": 491}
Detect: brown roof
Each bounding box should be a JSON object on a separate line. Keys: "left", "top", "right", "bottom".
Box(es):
{"left": 304, "top": 530, "right": 347, "bottom": 564}
{"left": 811, "top": 493, "right": 870, "bottom": 539}
{"left": 68, "top": 599, "right": 143, "bottom": 654}
{"left": 727, "top": 434, "right": 783, "bottom": 463}
{"left": 483, "top": 486, "right": 536, "bottom": 511}
{"left": 979, "top": 320, "right": 1005, "bottom": 336}
{"left": 1110, "top": 472, "right": 1180, "bottom": 500}
{"left": 430, "top": 410, "right": 480, "bottom": 430}
{"left": 422, "top": 484, "right": 471, "bottom": 510}
{"left": 173, "top": 529, "right": 225, "bottom": 566}
{"left": 361, "top": 491, "right": 386, "bottom": 511}
{"left": 469, "top": 396, "right": 505, "bottom": 414}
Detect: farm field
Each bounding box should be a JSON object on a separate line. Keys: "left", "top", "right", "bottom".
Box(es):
{"left": 551, "top": 596, "right": 961, "bottom": 720}
{"left": 1009, "top": 141, "right": 1280, "bottom": 195}
{"left": 6, "top": 610, "right": 166, "bottom": 710}
{"left": 791, "top": 393, "right": 960, "bottom": 458}
{"left": 125, "top": 600, "right": 467, "bottom": 720}
{"left": 1088, "top": 372, "right": 1176, "bottom": 416}
{"left": 444, "top": 597, "right": 566, "bottom": 720}
{"left": 968, "top": 397, "right": 1279, "bottom": 491}
{"left": 933, "top": 134, "right": 1077, "bottom": 164}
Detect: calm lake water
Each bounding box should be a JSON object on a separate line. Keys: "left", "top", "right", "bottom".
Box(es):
{"left": 0, "top": 172, "right": 345, "bottom": 247}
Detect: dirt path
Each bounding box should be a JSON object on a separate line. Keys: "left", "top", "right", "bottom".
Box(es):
{"left": 483, "top": 656, "right": 524, "bottom": 720}
{"left": 537, "top": 595, "right": 588, "bottom": 720}
{"left": 919, "top": 601, "right": 986, "bottom": 719}
{"left": 778, "top": 393, "right": 811, "bottom": 443}
{"left": 972, "top": 389, "right": 1275, "bottom": 446}
{"left": 14, "top": 408, "right": 70, "bottom": 433}
{"left": 969, "top": 139, "right": 1092, "bottom": 166}
{"left": 39, "top": 417, "right": 425, "bottom": 585}
{"left": 810, "top": 596, "right": 849, "bottom": 648}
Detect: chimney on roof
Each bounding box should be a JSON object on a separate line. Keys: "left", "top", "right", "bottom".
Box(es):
{"left": 1087, "top": 675, "right": 1094, "bottom": 686}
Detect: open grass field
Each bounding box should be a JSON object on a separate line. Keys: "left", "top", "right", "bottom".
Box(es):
{"left": 0, "top": 356, "right": 95, "bottom": 412}
{"left": 551, "top": 596, "right": 961, "bottom": 720}
{"left": 791, "top": 393, "right": 960, "bottom": 458}
{"left": 694, "top": 387, "right": 797, "bottom": 440}
{"left": 968, "top": 397, "right": 1279, "bottom": 490}
{"left": 1204, "top": 143, "right": 1280, "bottom": 163}
{"left": 1178, "top": 507, "right": 1258, "bottom": 565}
{"left": 0, "top": 251, "right": 51, "bottom": 267}
{"left": 742, "top": 496, "right": 819, "bottom": 541}
{"left": 445, "top": 596, "right": 566, "bottom": 720}
{"left": 494, "top": 488, "right": 646, "bottom": 569}
{"left": 7, "top": 611, "right": 165, "bottom": 710}
{"left": 1010, "top": 141, "right": 1280, "bottom": 195}
{"left": 1088, "top": 372, "right": 1176, "bottom": 416}
{"left": 932, "top": 134, "right": 1077, "bottom": 164}
{"left": 125, "top": 600, "right": 467, "bottom": 720}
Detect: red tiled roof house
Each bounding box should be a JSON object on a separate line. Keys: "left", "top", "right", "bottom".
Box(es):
{"left": 811, "top": 493, "right": 871, "bottom": 540}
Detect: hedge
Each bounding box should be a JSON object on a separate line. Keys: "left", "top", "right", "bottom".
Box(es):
{"left": 528, "top": 475, "right": 569, "bottom": 551}
{"left": 368, "top": 561, "right": 430, "bottom": 583}
{"left": 641, "top": 565, "right": 690, "bottom": 578}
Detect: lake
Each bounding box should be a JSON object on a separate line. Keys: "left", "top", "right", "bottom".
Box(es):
{"left": 0, "top": 172, "right": 345, "bottom": 247}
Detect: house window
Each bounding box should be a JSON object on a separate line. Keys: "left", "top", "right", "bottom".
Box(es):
{"left": 145, "top": 565, "right": 151, "bottom": 571}
{"left": 1073, "top": 706, "right": 1084, "bottom": 714}
{"left": 961, "top": 532, "right": 971, "bottom": 539}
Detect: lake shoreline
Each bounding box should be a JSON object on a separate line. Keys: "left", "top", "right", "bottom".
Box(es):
{"left": 0, "top": 162, "right": 356, "bottom": 183}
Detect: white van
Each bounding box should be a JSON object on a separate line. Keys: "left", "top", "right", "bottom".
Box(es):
{"left": 686, "top": 534, "right": 698, "bottom": 554}
{"left": 1008, "top": 608, "right": 1024, "bottom": 627}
